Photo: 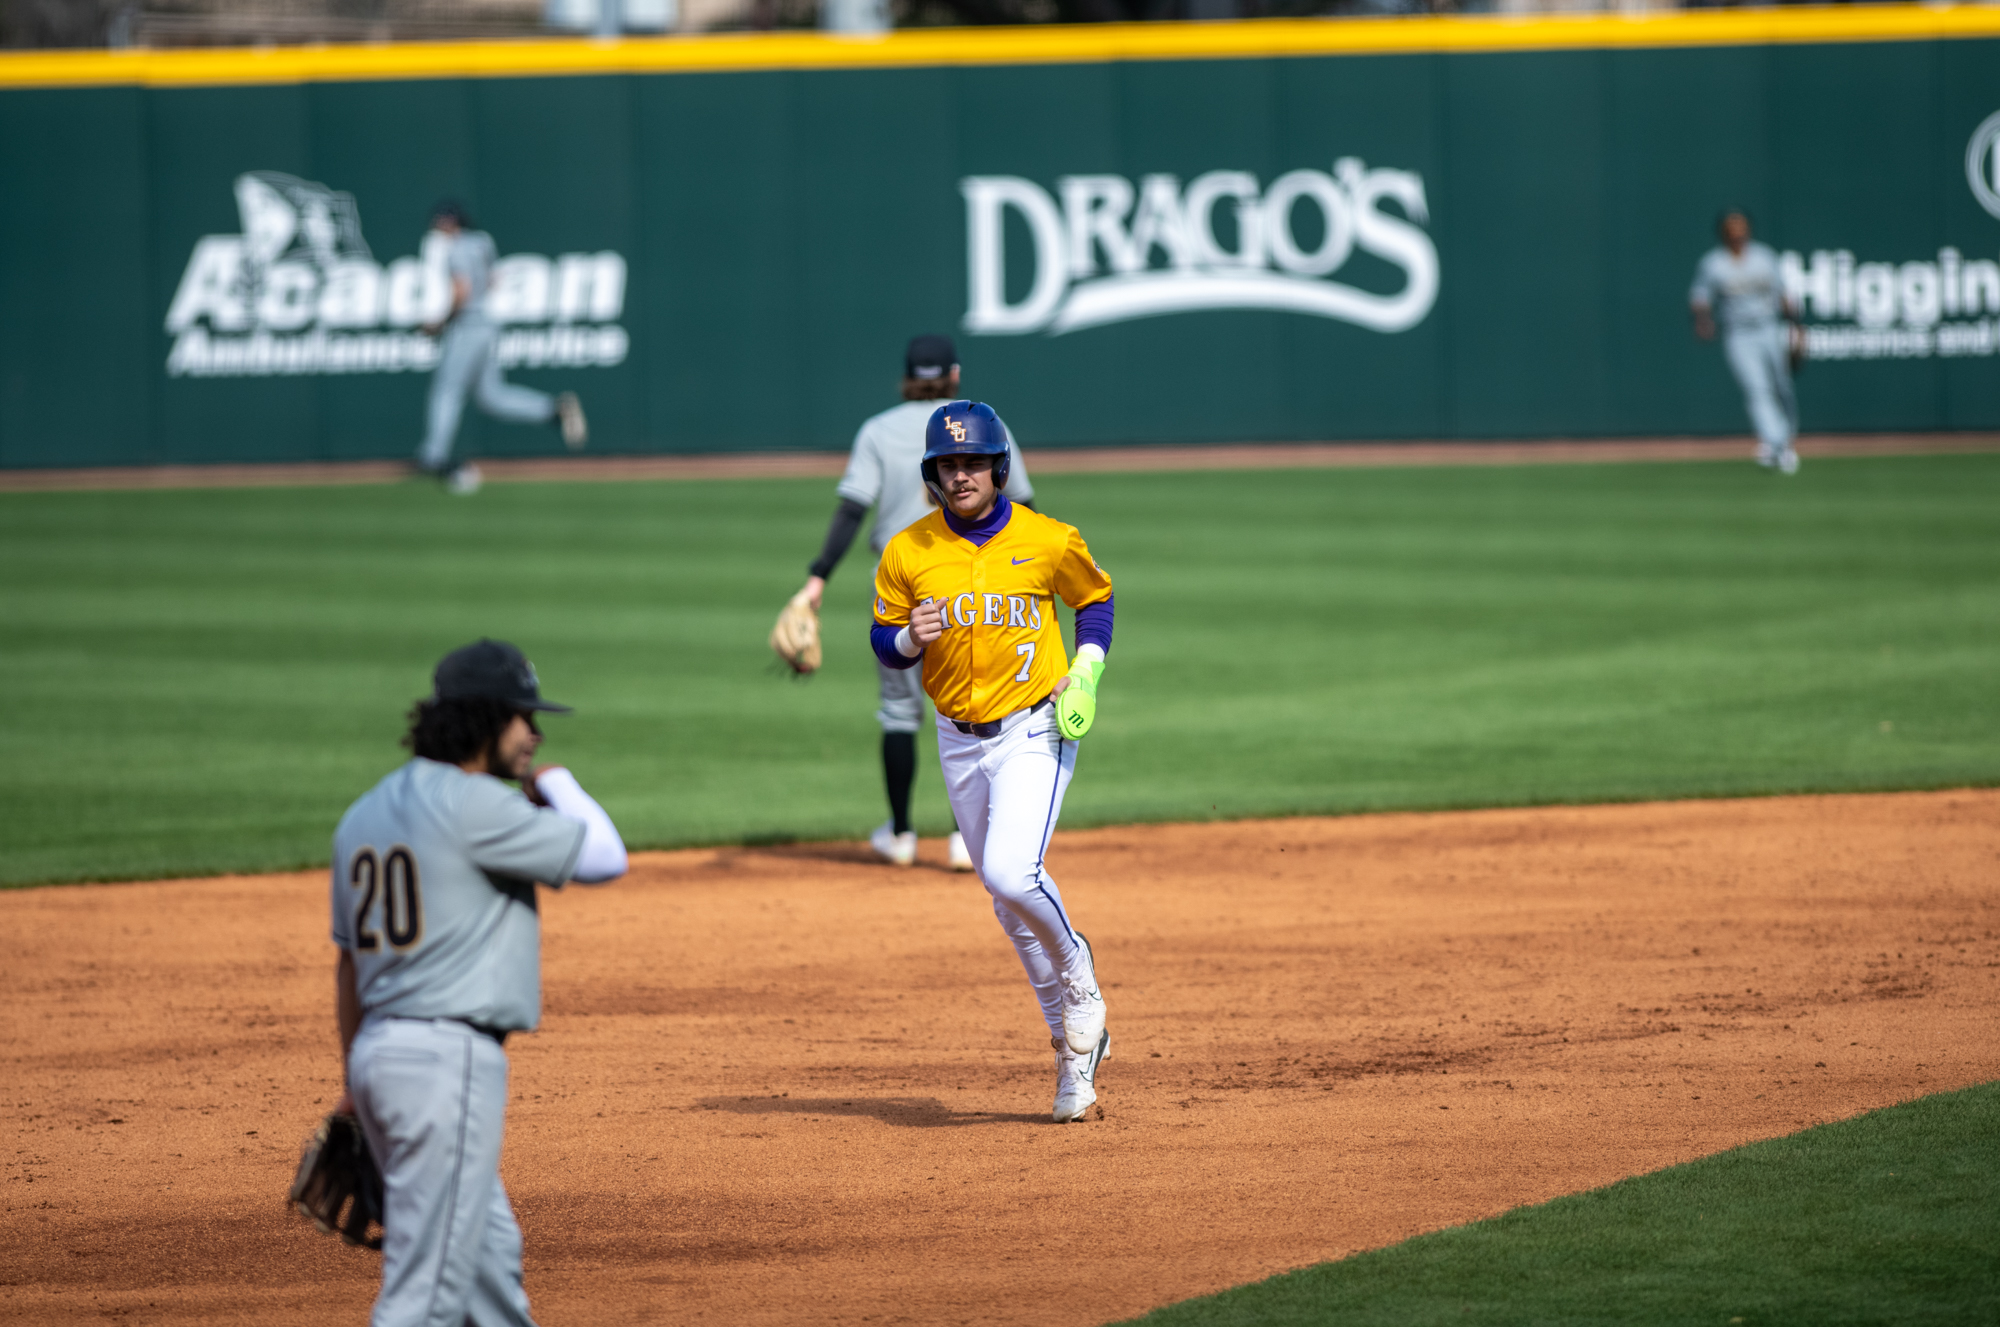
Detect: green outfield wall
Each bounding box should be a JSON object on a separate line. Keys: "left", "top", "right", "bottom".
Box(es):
{"left": 3, "top": 12, "right": 1999, "bottom": 467}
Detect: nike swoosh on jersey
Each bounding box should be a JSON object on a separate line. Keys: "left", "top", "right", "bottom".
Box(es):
{"left": 1011, "top": 556, "right": 1035, "bottom": 565}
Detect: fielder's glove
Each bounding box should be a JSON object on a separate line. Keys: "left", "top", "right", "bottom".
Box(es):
{"left": 1055, "top": 654, "right": 1104, "bottom": 741}
{"left": 769, "top": 589, "right": 822, "bottom": 675}
{"left": 288, "top": 1112, "right": 385, "bottom": 1250}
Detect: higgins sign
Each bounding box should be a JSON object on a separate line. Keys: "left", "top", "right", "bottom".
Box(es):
{"left": 960, "top": 158, "right": 1440, "bottom": 337}
{"left": 1783, "top": 244, "right": 2000, "bottom": 361}
{"left": 163, "top": 172, "right": 630, "bottom": 379}
{"left": 1777, "top": 112, "right": 2000, "bottom": 363}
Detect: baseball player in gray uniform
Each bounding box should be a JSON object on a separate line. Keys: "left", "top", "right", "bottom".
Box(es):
{"left": 1690, "top": 209, "right": 1803, "bottom": 474}
{"left": 329, "top": 638, "right": 627, "bottom": 1327}
{"left": 795, "top": 334, "right": 1035, "bottom": 870}
{"left": 417, "top": 202, "right": 588, "bottom": 495}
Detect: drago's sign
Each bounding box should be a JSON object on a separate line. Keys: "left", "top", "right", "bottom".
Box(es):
{"left": 960, "top": 158, "right": 1440, "bottom": 338}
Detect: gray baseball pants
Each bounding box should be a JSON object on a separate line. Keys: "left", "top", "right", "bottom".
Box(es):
{"left": 1723, "top": 323, "right": 1798, "bottom": 459}
{"left": 350, "top": 1017, "right": 538, "bottom": 1327}
{"left": 417, "top": 314, "right": 553, "bottom": 471}
{"left": 877, "top": 658, "right": 927, "bottom": 734}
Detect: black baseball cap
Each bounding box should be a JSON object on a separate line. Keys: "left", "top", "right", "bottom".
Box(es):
{"left": 431, "top": 198, "right": 473, "bottom": 227}
{"left": 905, "top": 334, "right": 958, "bottom": 381}
{"left": 432, "top": 638, "right": 571, "bottom": 713}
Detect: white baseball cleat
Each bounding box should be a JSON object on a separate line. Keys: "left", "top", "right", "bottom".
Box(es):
{"left": 868, "top": 820, "right": 916, "bottom": 867}
{"left": 556, "top": 392, "right": 588, "bottom": 451}
{"left": 947, "top": 831, "right": 974, "bottom": 872}
{"left": 445, "top": 463, "right": 483, "bottom": 495}
{"left": 1059, "top": 931, "right": 1107, "bottom": 1055}
{"left": 1052, "top": 1029, "right": 1109, "bottom": 1123}
{"left": 1778, "top": 447, "right": 1800, "bottom": 475}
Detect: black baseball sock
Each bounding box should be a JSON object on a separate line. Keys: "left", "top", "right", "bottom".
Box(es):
{"left": 883, "top": 732, "right": 916, "bottom": 835}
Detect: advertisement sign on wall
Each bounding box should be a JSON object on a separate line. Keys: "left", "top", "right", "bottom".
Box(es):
{"left": 1, "top": 20, "right": 1997, "bottom": 468}
{"left": 1784, "top": 111, "right": 2000, "bottom": 362}
{"left": 958, "top": 160, "right": 1439, "bottom": 337}
{"left": 164, "top": 171, "right": 630, "bottom": 379}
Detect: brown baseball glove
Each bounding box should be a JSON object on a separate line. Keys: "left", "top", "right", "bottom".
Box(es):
{"left": 288, "top": 1111, "right": 384, "bottom": 1250}
{"left": 769, "top": 589, "right": 822, "bottom": 675}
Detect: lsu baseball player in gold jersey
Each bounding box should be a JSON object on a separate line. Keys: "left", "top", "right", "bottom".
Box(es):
{"left": 869, "top": 401, "right": 1115, "bottom": 1122}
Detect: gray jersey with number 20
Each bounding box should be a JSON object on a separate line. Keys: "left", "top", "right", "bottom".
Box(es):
{"left": 330, "top": 758, "right": 586, "bottom": 1032}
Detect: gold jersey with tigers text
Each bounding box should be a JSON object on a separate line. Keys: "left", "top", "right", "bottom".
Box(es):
{"left": 874, "top": 503, "right": 1113, "bottom": 725}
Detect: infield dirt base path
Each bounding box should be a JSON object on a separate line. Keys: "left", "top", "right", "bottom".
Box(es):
{"left": 6, "top": 791, "right": 1998, "bottom": 1327}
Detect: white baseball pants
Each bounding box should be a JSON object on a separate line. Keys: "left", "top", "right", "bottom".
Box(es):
{"left": 349, "top": 1017, "right": 538, "bottom": 1327}
{"left": 1723, "top": 323, "right": 1798, "bottom": 459}
{"left": 937, "top": 703, "right": 1080, "bottom": 1038}
{"left": 417, "top": 314, "right": 554, "bottom": 471}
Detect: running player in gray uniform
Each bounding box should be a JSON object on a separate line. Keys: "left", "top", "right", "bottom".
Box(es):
{"left": 329, "top": 639, "right": 627, "bottom": 1327}
{"left": 1690, "top": 209, "right": 1803, "bottom": 474}
{"left": 417, "top": 202, "right": 589, "bottom": 495}
{"left": 795, "top": 334, "right": 1034, "bottom": 869}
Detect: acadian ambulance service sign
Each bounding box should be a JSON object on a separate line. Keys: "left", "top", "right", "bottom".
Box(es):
{"left": 1783, "top": 112, "right": 2000, "bottom": 362}
{"left": 958, "top": 158, "right": 1439, "bottom": 336}
{"left": 164, "top": 172, "right": 629, "bottom": 378}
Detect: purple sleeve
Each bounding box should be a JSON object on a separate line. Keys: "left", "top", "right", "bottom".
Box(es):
{"left": 1074, "top": 595, "right": 1114, "bottom": 656}
{"left": 871, "top": 623, "right": 920, "bottom": 670}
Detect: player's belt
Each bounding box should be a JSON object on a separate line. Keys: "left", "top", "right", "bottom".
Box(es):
{"left": 382, "top": 1015, "right": 512, "bottom": 1046}
{"left": 948, "top": 694, "right": 1052, "bottom": 740}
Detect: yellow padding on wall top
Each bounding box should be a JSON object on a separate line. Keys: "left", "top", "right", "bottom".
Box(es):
{"left": 2, "top": 5, "right": 1997, "bottom": 89}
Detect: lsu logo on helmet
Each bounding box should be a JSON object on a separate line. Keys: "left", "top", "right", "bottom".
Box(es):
{"left": 921, "top": 399, "right": 1011, "bottom": 501}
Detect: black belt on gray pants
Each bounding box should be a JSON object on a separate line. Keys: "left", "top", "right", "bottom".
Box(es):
{"left": 949, "top": 695, "right": 1051, "bottom": 739}
{"left": 386, "top": 1015, "right": 510, "bottom": 1046}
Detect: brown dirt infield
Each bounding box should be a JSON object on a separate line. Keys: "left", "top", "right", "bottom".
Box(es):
{"left": 5, "top": 789, "right": 1997, "bottom": 1326}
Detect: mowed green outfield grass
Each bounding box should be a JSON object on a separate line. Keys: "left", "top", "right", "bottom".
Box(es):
{"left": 1115, "top": 1081, "right": 2000, "bottom": 1327}
{"left": 2, "top": 453, "right": 1997, "bottom": 885}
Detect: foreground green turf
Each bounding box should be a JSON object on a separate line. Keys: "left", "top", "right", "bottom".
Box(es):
{"left": 1116, "top": 1081, "right": 2000, "bottom": 1326}
{"left": 3, "top": 452, "right": 1997, "bottom": 884}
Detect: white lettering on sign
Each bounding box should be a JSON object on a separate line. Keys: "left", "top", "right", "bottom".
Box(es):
{"left": 1782, "top": 247, "right": 2000, "bottom": 361}
{"left": 961, "top": 158, "right": 1439, "bottom": 337}
{"left": 163, "top": 171, "right": 629, "bottom": 378}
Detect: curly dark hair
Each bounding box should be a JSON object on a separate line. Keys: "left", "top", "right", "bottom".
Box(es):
{"left": 901, "top": 374, "right": 959, "bottom": 401}
{"left": 403, "top": 697, "right": 531, "bottom": 766}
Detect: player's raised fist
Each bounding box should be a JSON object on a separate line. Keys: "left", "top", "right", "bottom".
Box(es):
{"left": 910, "top": 597, "right": 947, "bottom": 646}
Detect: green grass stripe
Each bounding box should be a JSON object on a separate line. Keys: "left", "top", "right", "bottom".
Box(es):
{"left": 2, "top": 452, "right": 1997, "bottom": 885}
{"left": 1116, "top": 1081, "right": 2000, "bottom": 1327}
